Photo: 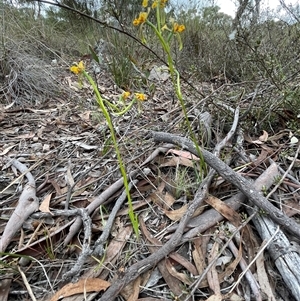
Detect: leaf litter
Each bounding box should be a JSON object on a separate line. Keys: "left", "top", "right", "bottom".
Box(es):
{"left": 0, "top": 58, "right": 300, "bottom": 301}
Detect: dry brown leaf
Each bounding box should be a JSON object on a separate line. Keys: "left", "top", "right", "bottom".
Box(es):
{"left": 78, "top": 111, "right": 91, "bottom": 122}
{"left": 16, "top": 132, "right": 35, "bottom": 139}
{"left": 207, "top": 241, "right": 221, "bottom": 295}
{"left": 256, "top": 253, "right": 276, "bottom": 300}
{"left": 139, "top": 218, "right": 183, "bottom": 296}
{"left": 193, "top": 239, "right": 242, "bottom": 290}
{"left": 169, "top": 253, "right": 198, "bottom": 276}
{"left": 164, "top": 204, "right": 188, "bottom": 221}
{"left": 49, "top": 278, "right": 110, "bottom": 301}
{"left": 160, "top": 156, "right": 195, "bottom": 168}
{"left": 167, "top": 149, "right": 200, "bottom": 160}
{"left": 192, "top": 238, "right": 206, "bottom": 275}
{"left": 252, "top": 149, "right": 269, "bottom": 166}
{"left": 48, "top": 179, "right": 63, "bottom": 196}
{"left": 72, "top": 141, "right": 98, "bottom": 150}
{"left": 126, "top": 277, "right": 141, "bottom": 301}
{"left": 205, "top": 196, "right": 242, "bottom": 227}
{"left": 244, "top": 132, "right": 267, "bottom": 145}
{"left": 67, "top": 164, "right": 75, "bottom": 187}
{"left": 259, "top": 130, "right": 268, "bottom": 142}
{"left": 165, "top": 258, "right": 193, "bottom": 285}
{"left": 226, "top": 293, "right": 243, "bottom": 300}
{"left": 149, "top": 191, "right": 171, "bottom": 209}
{"left": 0, "top": 273, "right": 13, "bottom": 301}
{"left": 164, "top": 202, "right": 205, "bottom": 221}
{"left": 157, "top": 180, "right": 165, "bottom": 193}
{"left": 72, "top": 178, "right": 97, "bottom": 197}
{"left": 283, "top": 199, "right": 300, "bottom": 217}
{"left": 116, "top": 200, "right": 148, "bottom": 216}
{"left": 0, "top": 144, "right": 16, "bottom": 156}
{"left": 220, "top": 240, "right": 243, "bottom": 280}
{"left": 39, "top": 193, "right": 52, "bottom": 214}
{"left": 164, "top": 191, "right": 176, "bottom": 207}
{"left": 29, "top": 108, "right": 57, "bottom": 113}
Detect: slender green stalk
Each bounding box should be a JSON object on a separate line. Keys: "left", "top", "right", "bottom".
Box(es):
{"left": 83, "top": 71, "right": 139, "bottom": 237}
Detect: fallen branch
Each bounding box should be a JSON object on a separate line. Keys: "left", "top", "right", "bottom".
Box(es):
{"left": 150, "top": 131, "right": 300, "bottom": 240}
{"left": 92, "top": 179, "right": 139, "bottom": 257}
{"left": 98, "top": 169, "right": 215, "bottom": 300}
{"left": 247, "top": 201, "right": 300, "bottom": 300}
{"left": 64, "top": 145, "right": 173, "bottom": 246}
{"left": 0, "top": 159, "right": 39, "bottom": 252}
{"left": 182, "top": 162, "right": 279, "bottom": 240}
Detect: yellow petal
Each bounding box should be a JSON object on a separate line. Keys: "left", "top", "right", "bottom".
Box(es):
{"left": 152, "top": 1, "right": 158, "bottom": 8}
{"left": 70, "top": 66, "right": 79, "bottom": 74}
{"left": 135, "top": 93, "right": 147, "bottom": 101}
{"left": 78, "top": 61, "right": 85, "bottom": 72}
{"left": 122, "top": 91, "right": 131, "bottom": 99}
{"left": 138, "top": 12, "right": 148, "bottom": 23}
{"left": 178, "top": 24, "right": 185, "bottom": 33}
{"left": 173, "top": 23, "right": 185, "bottom": 33}
{"left": 133, "top": 18, "right": 140, "bottom": 26}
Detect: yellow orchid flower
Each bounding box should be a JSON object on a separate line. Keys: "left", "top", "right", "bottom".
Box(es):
{"left": 122, "top": 91, "right": 131, "bottom": 100}
{"left": 173, "top": 23, "right": 185, "bottom": 33}
{"left": 135, "top": 93, "right": 147, "bottom": 101}
{"left": 70, "top": 61, "right": 85, "bottom": 74}
{"left": 133, "top": 12, "right": 148, "bottom": 26}
{"left": 160, "top": 0, "right": 168, "bottom": 8}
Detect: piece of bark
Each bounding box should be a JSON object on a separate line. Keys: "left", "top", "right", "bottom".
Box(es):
{"left": 182, "top": 162, "right": 279, "bottom": 240}
{"left": 0, "top": 159, "right": 38, "bottom": 252}
{"left": 247, "top": 208, "right": 300, "bottom": 300}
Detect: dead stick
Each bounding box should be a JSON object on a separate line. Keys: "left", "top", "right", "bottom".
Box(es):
{"left": 150, "top": 131, "right": 300, "bottom": 240}
{"left": 98, "top": 169, "right": 215, "bottom": 300}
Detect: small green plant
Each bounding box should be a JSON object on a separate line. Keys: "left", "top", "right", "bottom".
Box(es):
{"left": 261, "top": 185, "right": 268, "bottom": 196}
{"left": 0, "top": 252, "right": 53, "bottom": 290}
{"left": 240, "top": 212, "right": 248, "bottom": 222}
{"left": 274, "top": 175, "right": 282, "bottom": 184}
{"left": 44, "top": 229, "right": 56, "bottom": 260}
{"left": 173, "top": 166, "right": 199, "bottom": 199}
{"left": 70, "top": 61, "right": 147, "bottom": 238}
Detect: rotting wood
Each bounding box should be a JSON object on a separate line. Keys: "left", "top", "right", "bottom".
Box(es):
{"left": 247, "top": 206, "right": 300, "bottom": 300}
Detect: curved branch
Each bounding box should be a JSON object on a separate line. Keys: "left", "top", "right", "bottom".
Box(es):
{"left": 150, "top": 131, "right": 300, "bottom": 240}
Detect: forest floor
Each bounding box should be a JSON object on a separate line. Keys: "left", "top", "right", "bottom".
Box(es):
{"left": 1, "top": 56, "right": 300, "bottom": 301}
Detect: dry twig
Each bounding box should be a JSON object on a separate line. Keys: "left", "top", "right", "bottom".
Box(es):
{"left": 98, "top": 169, "right": 215, "bottom": 300}
{"left": 150, "top": 131, "right": 300, "bottom": 240}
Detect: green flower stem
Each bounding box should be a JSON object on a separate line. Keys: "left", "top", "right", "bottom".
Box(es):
{"left": 115, "top": 99, "right": 136, "bottom": 116}
{"left": 146, "top": 20, "right": 206, "bottom": 175}
{"left": 155, "top": 5, "right": 161, "bottom": 35}
{"left": 103, "top": 98, "right": 120, "bottom": 111}
{"left": 103, "top": 97, "right": 136, "bottom": 116}
{"left": 83, "top": 70, "right": 139, "bottom": 237}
